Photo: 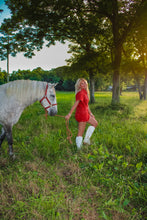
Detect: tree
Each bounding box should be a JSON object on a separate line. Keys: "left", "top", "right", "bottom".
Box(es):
{"left": 133, "top": 21, "right": 147, "bottom": 99}
{"left": 121, "top": 35, "right": 146, "bottom": 100}
{"left": 87, "top": 0, "right": 147, "bottom": 104}
{"left": 3, "top": 0, "right": 103, "bottom": 102}
{"left": 120, "top": 2, "right": 147, "bottom": 100}
{"left": 121, "top": 57, "right": 144, "bottom": 99}
{"left": 0, "top": 19, "right": 20, "bottom": 82}
{"left": 2, "top": 0, "right": 147, "bottom": 103}
{"left": 67, "top": 42, "right": 111, "bottom": 102}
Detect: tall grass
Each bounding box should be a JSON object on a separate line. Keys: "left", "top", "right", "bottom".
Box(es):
{"left": 0, "top": 91, "right": 146, "bottom": 220}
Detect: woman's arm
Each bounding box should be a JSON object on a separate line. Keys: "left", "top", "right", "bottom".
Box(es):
{"left": 65, "top": 100, "right": 80, "bottom": 120}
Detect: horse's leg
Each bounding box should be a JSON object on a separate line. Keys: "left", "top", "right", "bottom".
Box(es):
{"left": 5, "top": 126, "right": 14, "bottom": 157}
{"left": 0, "top": 127, "right": 6, "bottom": 148}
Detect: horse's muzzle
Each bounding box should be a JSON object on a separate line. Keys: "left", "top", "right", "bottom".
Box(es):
{"left": 49, "top": 109, "right": 57, "bottom": 116}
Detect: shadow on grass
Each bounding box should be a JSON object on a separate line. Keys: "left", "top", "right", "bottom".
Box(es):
{"left": 96, "top": 103, "right": 132, "bottom": 117}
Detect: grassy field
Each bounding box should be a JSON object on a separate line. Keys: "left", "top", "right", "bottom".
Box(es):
{"left": 0, "top": 91, "right": 146, "bottom": 220}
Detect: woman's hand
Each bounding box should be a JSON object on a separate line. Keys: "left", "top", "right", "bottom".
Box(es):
{"left": 65, "top": 100, "right": 80, "bottom": 120}
{"left": 65, "top": 113, "right": 71, "bottom": 120}
{"left": 90, "top": 112, "right": 95, "bottom": 119}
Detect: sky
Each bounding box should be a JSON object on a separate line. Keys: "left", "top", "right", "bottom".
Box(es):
{"left": 0, "top": 0, "right": 71, "bottom": 73}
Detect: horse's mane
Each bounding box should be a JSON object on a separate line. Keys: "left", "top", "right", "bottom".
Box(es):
{"left": 5, "top": 80, "right": 45, "bottom": 103}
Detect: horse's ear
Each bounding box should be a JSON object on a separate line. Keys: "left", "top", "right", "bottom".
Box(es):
{"left": 52, "top": 83, "right": 58, "bottom": 88}
{"left": 48, "top": 82, "right": 58, "bottom": 88}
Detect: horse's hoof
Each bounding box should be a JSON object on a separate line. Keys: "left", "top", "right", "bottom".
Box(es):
{"left": 12, "top": 154, "right": 16, "bottom": 160}
{"left": 9, "top": 154, "right": 16, "bottom": 160}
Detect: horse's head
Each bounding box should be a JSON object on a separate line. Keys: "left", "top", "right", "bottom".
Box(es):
{"left": 40, "top": 83, "right": 58, "bottom": 116}
{"left": 47, "top": 83, "right": 58, "bottom": 116}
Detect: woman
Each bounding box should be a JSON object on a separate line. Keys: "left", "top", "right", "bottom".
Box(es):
{"left": 65, "top": 78, "right": 98, "bottom": 149}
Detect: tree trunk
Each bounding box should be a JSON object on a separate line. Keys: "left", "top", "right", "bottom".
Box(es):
{"left": 7, "top": 37, "right": 9, "bottom": 83}
{"left": 112, "top": 70, "right": 120, "bottom": 104}
{"left": 111, "top": 46, "right": 121, "bottom": 104}
{"left": 89, "top": 74, "right": 95, "bottom": 103}
{"left": 133, "top": 71, "right": 143, "bottom": 100}
{"left": 7, "top": 51, "right": 9, "bottom": 82}
{"left": 136, "top": 78, "right": 143, "bottom": 100}
{"left": 111, "top": 0, "right": 122, "bottom": 105}
{"left": 143, "top": 70, "right": 147, "bottom": 100}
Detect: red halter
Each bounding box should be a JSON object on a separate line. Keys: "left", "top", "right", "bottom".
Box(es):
{"left": 40, "top": 84, "right": 57, "bottom": 115}
{"left": 40, "top": 84, "right": 72, "bottom": 143}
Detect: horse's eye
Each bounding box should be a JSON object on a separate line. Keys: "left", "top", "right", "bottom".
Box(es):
{"left": 50, "top": 94, "right": 55, "bottom": 98}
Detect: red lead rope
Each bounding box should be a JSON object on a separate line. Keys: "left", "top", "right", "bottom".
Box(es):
{"left": 56, "top": 115, "right": 72, "bottom": 144}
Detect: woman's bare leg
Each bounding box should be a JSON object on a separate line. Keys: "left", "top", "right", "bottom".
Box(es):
{"left": 87, "top": 116, "right": 98, "bottom": 128}
{"left": 77, "top": 122, "right": 87, "bottom": 136}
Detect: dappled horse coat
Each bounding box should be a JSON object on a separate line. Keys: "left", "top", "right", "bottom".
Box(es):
{"left": 0, "top": 80, "right": 57, "bottom": 158}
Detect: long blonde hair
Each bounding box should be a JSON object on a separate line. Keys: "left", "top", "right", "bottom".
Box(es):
{"left": 75, "top": 78, "right": 90, "bottom": 99}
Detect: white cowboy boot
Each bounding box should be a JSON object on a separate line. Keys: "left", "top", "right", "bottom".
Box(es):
{"left": 83, "top": 126, "right": 95, "bottom": 145}
{"left": 76, "top": 136, "right": 83, "bottom": 149}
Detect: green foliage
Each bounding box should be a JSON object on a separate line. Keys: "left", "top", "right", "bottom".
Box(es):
{"left": 0, "top": 19, "right": 19, "bottom": 61}
{"left": 0, "top": 91, "right": 146, "bottom": 219}
{"left": 0, "top": 68, "right": 7, "bottom": 85}
{"left": 0, "top": 67, "right": 76, "bottom": 91}
{"left": 1, "top": 0, "right": 147, "bottom": 104}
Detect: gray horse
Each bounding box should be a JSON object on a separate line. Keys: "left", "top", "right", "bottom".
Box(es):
{"left": 0, "top": 80, "right": 57, "bottom": 158}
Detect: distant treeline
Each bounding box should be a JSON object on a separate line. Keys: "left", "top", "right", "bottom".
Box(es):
{"left": 0, "top": 67, "right": 76, "bottom": 91}
{"left": 0, "top": 66, "right": 111, "bottom": 91}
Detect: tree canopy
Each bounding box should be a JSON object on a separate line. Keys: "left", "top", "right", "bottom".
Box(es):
{"left": 1, "top": 0, "right": 147, "bottom": 103}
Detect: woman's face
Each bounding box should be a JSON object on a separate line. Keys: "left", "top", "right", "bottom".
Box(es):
{"left": 80, "top": 80, "right": 87, "bottom": 90}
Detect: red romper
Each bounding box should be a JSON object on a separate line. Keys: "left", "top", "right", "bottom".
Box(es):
{"left": 75, "top": 89, "right": 90, "bottom": 122}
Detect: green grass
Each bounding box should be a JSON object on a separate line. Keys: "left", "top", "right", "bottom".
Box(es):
{"left": 0, "top": 91, "right": 147, "bottom": 220}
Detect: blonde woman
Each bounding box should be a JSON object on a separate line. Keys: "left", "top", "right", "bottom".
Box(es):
{"left": 65, "top": 78, "right": 98, "bottom": 149}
